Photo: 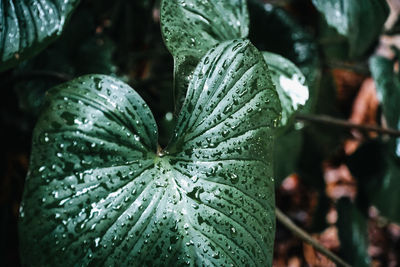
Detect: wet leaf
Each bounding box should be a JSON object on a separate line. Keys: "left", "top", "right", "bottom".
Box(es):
{"left": 11, "top": 7, "right": 117, "bottom": 118}
{"left": 160, "top": 0, "right": 249, "bottom": 110}
{"left": 15, "top": 36, "right": 117, "bottom": 117}
{"left": 19, "top": 40, "right": 281, "bottom": 266}
{"left": 248, "top": 0, "right": 320, "bottom": 111}
{"left": 312, "top": 0, "right": 389, "bottom": 58}
{"left": 247, "top": 1, "right": 316, "bottom": 185}
{"left": 263, "top": 52, "right": 309, "bottom": 127}
{"left": 0, "top": 0, "right": 80, "bottom": 71}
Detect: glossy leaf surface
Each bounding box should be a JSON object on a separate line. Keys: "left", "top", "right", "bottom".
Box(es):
{"left": 262, "top": 52, "right": 308, "bottom": 127}
{"left": 248, "top": 0, "right": 320, "bottom": 108}
{"left": 312, "top": 0, "right": 388, "bottom": 58}
{"left": 0, "top": 0, "right": 80, "bottom": 71}
{"left": 19, "top": 40, "right": 280, "bottom": 266}
{"left": 160, "top": 0, "right": 249, "bottom": 110}
{"left": 262, "top": 51, "right": 307, "bottom": 184}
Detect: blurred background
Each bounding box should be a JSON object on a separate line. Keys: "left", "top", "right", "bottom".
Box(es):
{"left": 1, "top": 0, "right": 400, "bottom": 266}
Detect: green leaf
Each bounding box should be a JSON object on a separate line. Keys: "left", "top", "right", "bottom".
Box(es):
{"left": 12, "top": 6, "right": 118, "bottom": 118}
{"left": 370, "top": 55, "right": 400, "bottom": 132}
{"left": 273, "top": 127, "right": 303, "bottom": 185}
{"left": 366, "top": 55, "right": 400, "bottom": 223}
{"left": 160, "top": 0, "right": 249, "bottom": 110}
{"left": 262, "top": 52, "right": 308, "bottom": 127}
{"left": 19, "top": 40, "right": 281, "bottom": 266}
{"left": 247, "top": 0, "right": 320, "bottom": 112}
{"left": 0, "top": 0, "right": 80, "bottom": 71}
{"left": 312, "top": 0, "right": 389, "bottom": 58}
{"left": 337, "top": 198, "right": 370, "bottom": 267}
{"left": 373, "top": 158, "right": 400, "bottom": 223}
{"left": 348, "top": 141, "right": 400, "bottom": 225}
{"left": 261, "top": 52, "right": 308, "bottom": 184}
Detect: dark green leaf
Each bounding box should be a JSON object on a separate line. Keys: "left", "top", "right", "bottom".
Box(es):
{"left": 363, "top": 55, "right": 400, "bottom": 223}
{"left": 13, "top": 7, "right": 117, "bottom": 118}
{"left": 346, "top": 140, "right": 388, "bottom": 213}
{"left": 262, "top": 52, "right": 308, "bottom": 184}
{"left": 273, "top": 127, "right": 303, "bottom": 185}
{"left": 248, "top": 0, "right": 320, "bottom": 112}
{"left": 297, "top": 72, "right": 344, "bottom": 187}
{"left": 0, "top": 0, "right": 80, "bottom": 71}
{"left": 347, "top": 141, "right": 400, "bottom": 225}
{"left": 160, "top": 0, "right": 249, "bottom": 110}
{"left": 370, "top": 55, "right": 400, "bottom": 132}
{"left": 337, "top": 198, "right": 370, "bottom": 267}
{"left": 312, "top": 0, "right": 389, "bottom": 58}
{"left": 14, "top": 35, "right": 116, "bottom": 117}
{"left": 19, "top": 40, "right": 280, "bottom": 266}
{"left": 262, "top": 52, "right": 308, "bottom": 127}
{"left": 372, "top": 158, "right": 400, "bottom": 223}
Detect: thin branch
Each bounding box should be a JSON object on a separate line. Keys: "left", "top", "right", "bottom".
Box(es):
{"left": 324, "top": 60, "right": 370, "bottom": 75}
{"left": 296, "top": 114, "right": 400, "bottom": 138}
{"left": 275, "top": 208, "right": 352, "bottom": 267}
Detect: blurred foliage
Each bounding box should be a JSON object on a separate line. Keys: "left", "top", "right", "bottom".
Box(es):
{"left": 337, "top": 198, "right": 370, "bottom": 267}
{"left": 313, "top": 0, "right": 389, "bottom": 59}
{"left": 0, "top": 0, "right": 400, "bottom": 266}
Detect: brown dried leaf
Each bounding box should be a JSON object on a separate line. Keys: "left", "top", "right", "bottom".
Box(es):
{"left": 303, "top": 226, "right": 340, "bottom": 267}
{"left": 344, "top": 78, "right": 380, "bottom": 154}
{"left": 324, "top": 163, "right": 357, "bottom": 200}
{"left": 332, "top": 68, "right": 366, "bottom": 115}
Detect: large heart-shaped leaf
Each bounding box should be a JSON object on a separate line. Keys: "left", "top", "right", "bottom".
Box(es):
{"left": 262, "top": 52, "right": 308, "bottom": 128}
{"left": 160, "top": 0, "right": 249, "bottom": 110}
{"left": 312, "top": 0, "right": 388, "bottom": 59}
{"left": 0, "top": 0, "right": 80, "bottom": 72}
{"left": 19, "top": 39, "right": 281, "bottom": 266}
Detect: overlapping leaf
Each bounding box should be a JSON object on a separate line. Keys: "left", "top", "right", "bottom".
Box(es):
{"left": 262, "top": 52, "right": 308, "bottom": 127}
{"left": 366, "top": 55, "right": 400, "bottom": 223}
{"left": 337, "top": 198, "right": 370, "bottom": 267}
{"left": 19, "top": 40, "right": 281, "bottom": 266}
{"left": 248, "top": 0, "right": 320, "bottom": 108}
{"left": 312, "top": 0, "right": 389, "bottom": 58}
{"left": 160, "top": 0, "right": 249, "bottom": 110}
{"left": 0, "top": 0, "right": 80, "bottom": 71}
{"left": 261, "top": 52, "right": 308, "bottom": 183}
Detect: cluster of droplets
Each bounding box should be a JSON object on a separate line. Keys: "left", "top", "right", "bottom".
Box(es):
{"left": 20, "top": 10, "right": 279, "bottom": 266}
{"left": 0, "top": 0, "right": 79, "bottom": 69}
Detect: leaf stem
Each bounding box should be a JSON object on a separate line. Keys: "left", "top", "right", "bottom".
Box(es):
{"left": 296, "top": 114, "right": 400, "bottom": 138}
{"left": 275, "top": 208, "right": 352, "bottom": 267}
